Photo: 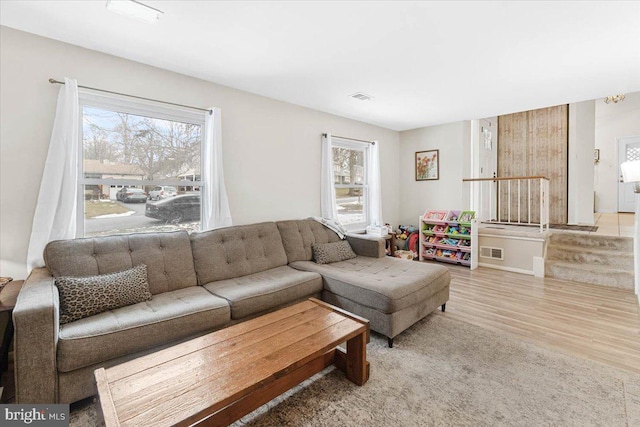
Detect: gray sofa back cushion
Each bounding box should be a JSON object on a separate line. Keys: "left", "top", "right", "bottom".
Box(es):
{"left": 190, "top": 222, "right": 288, "bottom": 284}
{"left": 44, "top": 231, "right": 197, "bottom": 295}
{"left": 276, "top": 219, "right": 342, "bottom": 263}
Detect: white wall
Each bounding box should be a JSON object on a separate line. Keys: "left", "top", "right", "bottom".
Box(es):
{"left": 567, "top": 100, "right": 595, "bottom": 225}
{"left": 594, "top": 91, "right": 640, "bottom": 212}
{"left": 0, "top": 27, "right": 400, "bottom": 278}
{"left": 398, "top": 121, "right": 471, "bottom": 226}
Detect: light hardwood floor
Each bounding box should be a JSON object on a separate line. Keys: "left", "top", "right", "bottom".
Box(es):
{"left": 437, "top": 264, "right": 640, "bottom": 374}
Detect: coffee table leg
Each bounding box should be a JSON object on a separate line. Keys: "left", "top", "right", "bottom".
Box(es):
{"left": 345, "top": 332, "right": 368, "bottom": 386}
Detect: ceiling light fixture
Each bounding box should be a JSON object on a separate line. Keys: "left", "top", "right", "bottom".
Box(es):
{"left": 106, "top": 0, "right": 163, "bottom": 23}
{"left": 350, "top": 92, "right": 373, "bottom": 101}
{"left": 604, "top": 94, "right": 625, "bottom": 104}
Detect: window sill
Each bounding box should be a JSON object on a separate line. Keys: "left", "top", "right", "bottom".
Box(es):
{"left": 345, "top": 228, "right": 367, "bottom": 234}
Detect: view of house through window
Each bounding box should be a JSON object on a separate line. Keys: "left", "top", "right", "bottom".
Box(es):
{"left": 81, "top": 103, "right": 204, "bottom": 237}
{"left": 332, "top": 141, "right": 368, "bottom": 228}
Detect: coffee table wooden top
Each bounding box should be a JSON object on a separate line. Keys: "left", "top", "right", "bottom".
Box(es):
{"left": 95, "top": 298, "right": 369, "bottom": 427}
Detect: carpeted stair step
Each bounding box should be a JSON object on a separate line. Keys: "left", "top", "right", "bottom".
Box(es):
{"left": 546, "top": 244, "right": 634, "bottom": 269}
{"left": 548, "top": 233, "right": 633, "bottom": 252}
{"left": 545, "top": 260, "right": 634, "bottom": 290}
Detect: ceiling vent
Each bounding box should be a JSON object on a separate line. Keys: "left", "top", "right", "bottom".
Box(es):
{"left": 480, "top": 246, "right": 504, "bottom": 260}
{"left": 349, "top": 92, "right": 373, "bottom": 101}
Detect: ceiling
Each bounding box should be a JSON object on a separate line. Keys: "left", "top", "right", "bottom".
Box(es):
{"left": 1, "top": 1, "right": 639, "bottom": 131}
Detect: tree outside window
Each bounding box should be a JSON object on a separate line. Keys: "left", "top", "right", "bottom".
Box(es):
{"left": 332, "top": 142, "right": 368, "bottom": 229}
{"left": 80, "top": 100, "right": 204, "bottom": 237}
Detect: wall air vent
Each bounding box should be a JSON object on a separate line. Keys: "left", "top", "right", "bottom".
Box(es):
{"left": 480, "top": 246, "right": 504, "bottom": 260}
{"left": 349, "top": 92, "right": 373, "bottom": 101}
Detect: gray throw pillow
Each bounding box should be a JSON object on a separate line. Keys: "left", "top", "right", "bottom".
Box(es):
{"left": 312, "top": 241, "right": 357, "bottom": 264}
{"left": 55, "top": 264, "right": 152, "bottom": 324}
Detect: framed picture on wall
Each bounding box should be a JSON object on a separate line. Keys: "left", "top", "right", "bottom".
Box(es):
{"left": 415, "top": 149, "right": 439, "bottom": 181}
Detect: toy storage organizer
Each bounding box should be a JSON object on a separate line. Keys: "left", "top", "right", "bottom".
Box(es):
{"left": 419, "top": 210, "right": 478, "bottom": 269}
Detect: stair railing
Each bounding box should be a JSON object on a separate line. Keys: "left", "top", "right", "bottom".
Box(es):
{"left": 463, "top": 176, "right": 550, "bottom": 232}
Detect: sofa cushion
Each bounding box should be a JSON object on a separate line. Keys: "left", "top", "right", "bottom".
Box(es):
{"left": 45, "top": 231, "right": 198, "bottom": 295}
{"left": 312, "top": 241, "right": 357, "bottom": 264}
{"left": 276, "top": 219, "right": 342, "bottom": 263}
{"left": 190, "top": 222, "right": 288, "bottom": 285}
{"left": 290, "top": 256, "right": 450, "bottom": 314}
{"left": 56, "top": 265, "right": 152, "bottom": 324}
{"left": 203, "top": 266, "right": 322, "bottom": 319}
{"left": 57, "top": 286, "right": 230, "bottom": 372}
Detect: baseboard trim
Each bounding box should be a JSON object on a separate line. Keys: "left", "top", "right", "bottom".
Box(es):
{"left": 478, "top": 262, "right": 534, "bottom": 276}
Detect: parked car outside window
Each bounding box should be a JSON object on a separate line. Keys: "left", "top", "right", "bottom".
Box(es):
{"left": 115, "top": 187, "right": 127, "bottom": 201}
{"left": 148, "top": 186, "right": 178, "bottom": 201}
{"left": 145, "top": 194, "right": 201, "bottom": 223}
{"left": 116, "top": 187, "right": 147, "bottom": 203}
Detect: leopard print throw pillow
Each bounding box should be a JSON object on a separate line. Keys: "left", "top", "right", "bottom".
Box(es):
{"left": 55, "top": 264, "right": 152, "bottom": 324}
{"left": 312, "top": 240, "right": 357, "bottom": 264}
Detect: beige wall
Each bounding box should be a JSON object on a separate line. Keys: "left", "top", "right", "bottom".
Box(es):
{"left": 0, "top": 27, "right": 400, "bottom": 278}
{"left": 594, "top": 91, "right": 640, "bottom": 212}
{"left": 477, "top": 234, "right": 545, "bottom": 275}
{"left": 398, "top": 121, "right": 471, "bottom": 226}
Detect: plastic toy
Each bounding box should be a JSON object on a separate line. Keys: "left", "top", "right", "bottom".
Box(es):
{"left": 424, "top": 211, "right": 447, "bottom": 221}
{"left": 441, "top": 238, "right": 459, "bottom": 246}
{"left": 433, "top": 225, "right": 447, "bottom": 234}
{"left": 459, "top": 212, "right": 475, "bottom": 222}
{"left": 447, "top": 226, "right": 460, "bottom": 235}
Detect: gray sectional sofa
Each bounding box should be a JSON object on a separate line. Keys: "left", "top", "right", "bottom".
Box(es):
{"left": 13, "top": 219, "right": 450, "bottom": 404}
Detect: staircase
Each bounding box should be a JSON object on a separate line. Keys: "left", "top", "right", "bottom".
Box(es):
{"left": 545, "top": 232, "right": 635, "bottom": 290}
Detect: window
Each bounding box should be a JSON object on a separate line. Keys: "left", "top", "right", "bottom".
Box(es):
{"left": 332, "top": 139, "right": 369, "bottom": 230}
{"left": 79, "top": 92, "right": 205, "bottom": 237}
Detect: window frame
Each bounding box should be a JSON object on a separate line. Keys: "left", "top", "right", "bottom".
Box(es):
{"left": 332, "top": 138, "right": 370, "bottom": 232}
{"left": 77, "top": 90, "right": 206, "bottom": 237}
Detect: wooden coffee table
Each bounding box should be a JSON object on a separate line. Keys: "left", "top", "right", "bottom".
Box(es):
{"left": 95, "top": 298, "right": 370, "bottom": 427}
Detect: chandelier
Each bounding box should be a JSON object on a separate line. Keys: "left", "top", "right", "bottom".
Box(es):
{"left": 604, "top": 94, "right": 625, "bottom": 104}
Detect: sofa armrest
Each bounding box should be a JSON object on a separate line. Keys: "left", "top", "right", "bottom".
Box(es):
{"left": 346, "top": 234, "right": 386, "bottom": 258}
{"left": 13, "top": 267, "right": 60, "bottom": 403}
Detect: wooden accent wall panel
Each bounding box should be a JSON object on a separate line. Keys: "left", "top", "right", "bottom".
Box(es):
{"left": 498, "top": 105, "right": 568, "bottom": 224}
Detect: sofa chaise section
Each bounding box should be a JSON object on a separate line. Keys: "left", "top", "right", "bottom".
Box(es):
{"left": 276, "top": 219, "right": 450, "bottom": 347}
{"left": 190, "top": 222, "right": 323, "bottom": 320}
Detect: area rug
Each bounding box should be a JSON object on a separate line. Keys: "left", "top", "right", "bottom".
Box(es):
{"left": 70, "top": 314, "right": 639, "bottom": 427}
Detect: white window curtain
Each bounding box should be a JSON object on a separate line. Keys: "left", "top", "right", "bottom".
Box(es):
{"left": 27, "top": 77, "right": 79, "bottom": 271}
{"left": 368, "top": 140, "right": 383, "bottom": 226}
{"left": 201, "top": 107, "right": 232, "bottom": 230}
{"left": 321, "top": 133, "right": 339, "bottom": 221}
